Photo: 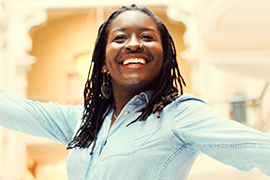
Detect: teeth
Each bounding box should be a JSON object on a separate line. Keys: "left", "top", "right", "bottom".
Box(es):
{"left": 123, "top": 58, "right": 146, "bottom": 65}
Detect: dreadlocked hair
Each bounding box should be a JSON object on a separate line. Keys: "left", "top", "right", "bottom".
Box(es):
{"left": 67, "top": 4, "right": 186, "bottom": 154}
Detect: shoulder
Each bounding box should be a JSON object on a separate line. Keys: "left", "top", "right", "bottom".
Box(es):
{"left": 175, "top": 93, "right": 206, "bottom": 105}
{"left": 172, "top": 93, "right": 222, "bottom": 120}
{"left": 162, "top": 93, "right": 208, "bottom": 116}
{"left": 173, "top": 93, "right": 209, "bottom": 112}
{"left": 69, "top": 104, "right": 84, "bottom": 119}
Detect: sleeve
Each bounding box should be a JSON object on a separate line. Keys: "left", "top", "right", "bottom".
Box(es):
{"left": 172, "top": 96, "right": 270, "bottom": 177}
{"left": 0, "top": 88, "right": 84, "bottom": 146}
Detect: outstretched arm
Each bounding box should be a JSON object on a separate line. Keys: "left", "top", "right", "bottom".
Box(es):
{"left": 0, "top": 88, "right": 83, "bottom": 145}
{"left": 173, "top": 96, "right": 270, "bottom": 177}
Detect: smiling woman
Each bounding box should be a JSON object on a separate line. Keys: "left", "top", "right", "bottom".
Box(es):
{"left": 0, "top": 4, "right": 270, "bottom": 180}
{"left": 105, "top": 11, "right": 164, "bottom": 109}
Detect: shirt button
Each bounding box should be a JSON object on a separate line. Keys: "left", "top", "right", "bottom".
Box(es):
{"left": 124, "top": 111, "right": 129, "bottom": 116}
{"left": 135, "top": 98, "right": 140, "bottom": 102}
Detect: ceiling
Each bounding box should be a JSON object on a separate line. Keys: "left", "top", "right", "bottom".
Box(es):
{"left": 167, "top": 0, "right": 270, "bottom": 79}
{"left": 198, "top": 0, "right": 270, "bottom": 79}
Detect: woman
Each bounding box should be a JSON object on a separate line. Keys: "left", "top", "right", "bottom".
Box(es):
{"left": 1, "top": 4, "right": 270, "bottom": 180}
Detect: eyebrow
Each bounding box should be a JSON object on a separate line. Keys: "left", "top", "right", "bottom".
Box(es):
{"left": 111, "top": 27, "right": 156, "bottom": 34}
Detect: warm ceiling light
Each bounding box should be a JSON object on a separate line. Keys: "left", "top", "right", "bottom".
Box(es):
{"left": 75, "top": 53, "right": 92, "bottom": 80}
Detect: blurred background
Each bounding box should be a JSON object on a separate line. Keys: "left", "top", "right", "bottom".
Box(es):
{"left": 0, "top": 0, "right": 269, "bottom": 179}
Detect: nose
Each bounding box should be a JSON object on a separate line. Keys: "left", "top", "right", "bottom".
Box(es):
{"left": 124, "top": 36, "right": 144, "bottom": 52}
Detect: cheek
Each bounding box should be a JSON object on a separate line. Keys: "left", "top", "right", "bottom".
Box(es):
{"left": 105, "top": 49, "right": 115, "bottom": 68}
{"left": 153, "top": 46, "right": 164, "bottom": 67}
{"left": 105, "top": 44, "right": 121, "bottom": 65}
{"left": 151, "top": 43, "right": 163, "bottom": 58}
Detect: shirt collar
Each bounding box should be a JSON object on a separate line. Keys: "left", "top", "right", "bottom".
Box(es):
{"left": 128, "top": 90, "right": 154, "bottom": 106}
{"left": 140, "top": 90, "right": 154, "bottom": 103}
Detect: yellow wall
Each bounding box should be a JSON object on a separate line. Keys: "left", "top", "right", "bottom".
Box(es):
{"left": 28, "top": 12, "right": 97, "bottom": 104}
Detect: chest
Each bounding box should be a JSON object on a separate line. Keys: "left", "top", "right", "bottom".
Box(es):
{"left": 66, "top": 115, "right": 186, "bottom": 178}
{"left": 65, "top": 103, "right": 195, "bottom": 179}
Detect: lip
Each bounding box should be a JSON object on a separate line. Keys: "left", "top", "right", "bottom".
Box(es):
{"left": 118, "top": 54, "right": 150, "bottom": 65}
{"left": 122, "top": 63, "right": 146, "bottom": 70}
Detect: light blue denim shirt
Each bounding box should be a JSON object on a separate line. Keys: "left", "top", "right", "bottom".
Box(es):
{"left": 0, "top": 88, "right": 270, "bottom": 179}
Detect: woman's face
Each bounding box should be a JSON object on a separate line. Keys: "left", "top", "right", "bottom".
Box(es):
{"left": 104, "top": 10, "right": 163, "bottom": 92}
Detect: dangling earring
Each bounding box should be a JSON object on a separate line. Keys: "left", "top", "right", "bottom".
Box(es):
{"left": 101, "top": 70, "right": 112, "bottom": 99}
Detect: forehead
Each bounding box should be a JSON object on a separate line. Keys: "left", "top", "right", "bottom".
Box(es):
{"left": 108, "top": 11, "right": 159, "bottom": 32}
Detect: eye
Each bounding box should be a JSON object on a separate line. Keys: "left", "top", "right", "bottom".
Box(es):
{"left": 141, "top": 34, "right": 153, "bottom": 40}
{"left": 112, "top": 35, "right": 127, "bottom": 43}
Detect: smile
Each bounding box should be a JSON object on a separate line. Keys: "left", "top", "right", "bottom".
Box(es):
{"left": 122, "top": 58, "right": 146, "bottom": 65}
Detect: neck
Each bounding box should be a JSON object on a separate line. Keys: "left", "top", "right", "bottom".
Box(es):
{"left": 110, "top": 88, "right": 139, "bottom": 128}
{"left": 113, "top": 88, "right": 139, "bottom": 117}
